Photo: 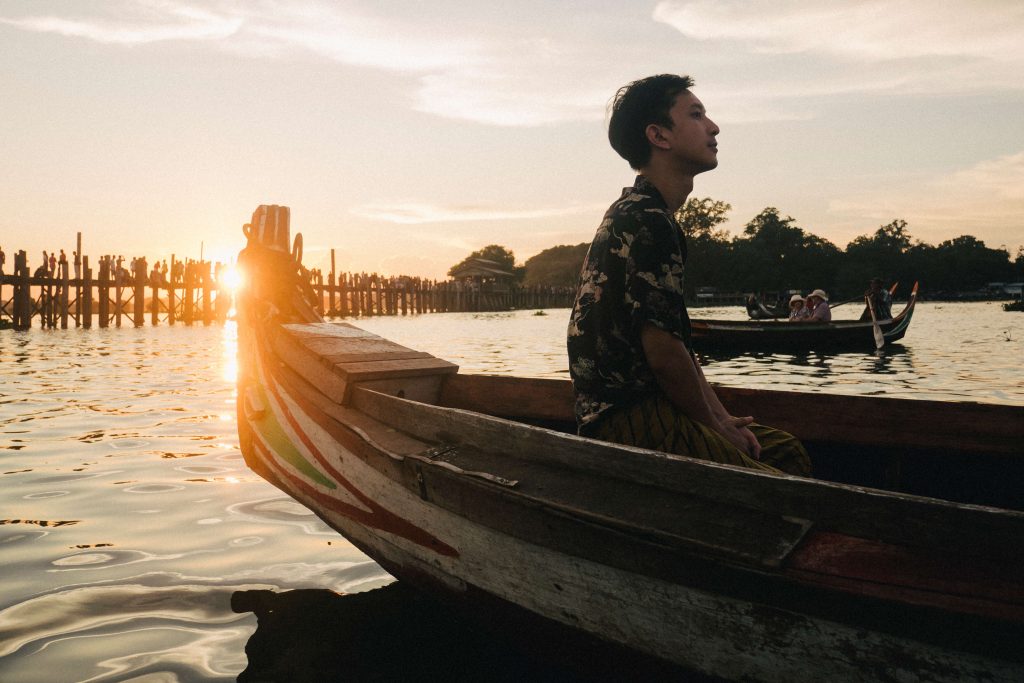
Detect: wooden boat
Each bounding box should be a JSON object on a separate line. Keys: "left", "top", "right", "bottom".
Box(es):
{"left": 746, "top": 284, "right": 900, "bottom": 321}
{"left": 745, "top": 295, "right": 789, "bottom": 320}
{"left": 695, "top": 283, "right": 918, "bottom": 351}
{"left": 235, "top": 206, "right": 1024, "bottom": 682}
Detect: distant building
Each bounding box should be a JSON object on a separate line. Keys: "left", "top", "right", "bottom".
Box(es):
{"left": 987, "top": 282, "right": 1023, "bottom": 299}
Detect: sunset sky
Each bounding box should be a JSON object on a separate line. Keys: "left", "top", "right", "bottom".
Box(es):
{"left": 2, "top": 1, "right": 1022, "bottom": 278}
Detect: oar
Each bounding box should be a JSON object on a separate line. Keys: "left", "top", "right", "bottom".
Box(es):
{"left": 828, "top": 295, "right": 862, "bottom": 309}
{"left": 866, "top": 295, "right": 884, "bottom": 349}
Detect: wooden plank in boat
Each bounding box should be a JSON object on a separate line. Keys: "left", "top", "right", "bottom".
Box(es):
{"left": 441, "top": 374, "right": 1024, "bottom": 458}
{"left": 442, "top": 374, "right": 575, "bottom": 423}
{"left": 717, "top": 387, "right": 1024, "bottom": 457}
{"left": 276, "top": 322, "right": 457, "bottom": 404}
{"left": 785, "top": 531, "right": 1024, "bottom": 621}
{"left": 284, "top": 322, "right": 382, "bottom": 339}
{"left": 352, "top": 386, "right": 1024, "bottom": 563}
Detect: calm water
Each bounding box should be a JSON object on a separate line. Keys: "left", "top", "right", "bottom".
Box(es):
{"left": 1, "top": 303, "right": 1022, "bottom": 681}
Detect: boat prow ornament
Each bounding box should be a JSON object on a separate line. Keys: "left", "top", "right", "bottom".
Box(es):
{"left": 240, "top": 204, "right": 318, "bottom": 318}
{"left": 243, "top": 204, "right": 292, "bottom": 253}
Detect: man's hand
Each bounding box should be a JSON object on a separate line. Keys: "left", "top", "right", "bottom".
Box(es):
{"left": 716, "top": 415, "right": 761, "bottom": 460}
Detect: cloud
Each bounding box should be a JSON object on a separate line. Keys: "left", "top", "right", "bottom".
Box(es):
{"left": 350, "top": 201, "right": 605, "bottom": 224}
{"left": 653, "top": 1, "right": 1024, "bottom": 63}
{"left": 7, "top": 1, "right": 1023, "bottom": 129}
{"left": 0, "top": 0, "right": 242, "bottom": 44}
{"left": 229, "top": 2, "right": 477, "bottom": 71}
{"left": 0, "top": 1, "right": 600, "bottom": 124}
{"left": 652, "top": 1, "right": 1024, "bottom": 123}
{"left": 827, "top": 151, "right": 1024, "bottom": 247}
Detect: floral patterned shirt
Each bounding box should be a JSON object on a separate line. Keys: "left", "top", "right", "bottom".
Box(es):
{"left": 567, "top": 175, "right": 692, "bottom": 433}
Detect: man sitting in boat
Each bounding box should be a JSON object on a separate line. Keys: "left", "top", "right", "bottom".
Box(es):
{"left": 796, "top": 289, "right": 831, "bottom": 323}
{"left": 860, "top": 277, "right": 892, "bottom": 320}
{"left": 567, "top": 74, "right": 810, "bottom": 477}
{"left": 787, "top": 294, "right": 809, "bottom": 321}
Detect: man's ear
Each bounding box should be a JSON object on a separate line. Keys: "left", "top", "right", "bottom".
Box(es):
{"left": 645, "top": 123, "right": 671, "bottom": 151}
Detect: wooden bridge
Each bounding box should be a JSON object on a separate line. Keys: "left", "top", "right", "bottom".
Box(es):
{"left": 0, "top": 248, "right": 574, "bottom": 331}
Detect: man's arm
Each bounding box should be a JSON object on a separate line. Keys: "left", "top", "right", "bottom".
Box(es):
{"left": 640, "top": 323, "right": 761, "bottom": 458}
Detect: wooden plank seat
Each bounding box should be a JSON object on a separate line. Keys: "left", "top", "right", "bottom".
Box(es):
{"left": 272, "top": 322, "right": 458, "bottom": 405}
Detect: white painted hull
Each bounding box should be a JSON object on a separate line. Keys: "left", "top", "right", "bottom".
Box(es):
{"left": 245, "top": 353, "right": 1021, "bottom": 682}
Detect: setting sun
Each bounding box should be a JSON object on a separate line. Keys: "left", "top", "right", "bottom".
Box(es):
{"left": 220, "top": 264, "right": 243, "bottom": 293}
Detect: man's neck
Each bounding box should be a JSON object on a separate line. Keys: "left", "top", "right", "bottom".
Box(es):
{"left": 637, "top": 165, "right": 694, "bottom": 213}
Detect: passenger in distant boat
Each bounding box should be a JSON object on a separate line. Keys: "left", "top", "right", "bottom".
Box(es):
{"left": 799, "top": 289, "right": 831, "bottom": 322}
{"left": 567, "top": 74, "right": 810, "bottom": 478}
{"left": 787, "top": 294, "right": 809, "bottom": 321}
{"left": 860, "top": 277, "right": 892, "bottom": 321}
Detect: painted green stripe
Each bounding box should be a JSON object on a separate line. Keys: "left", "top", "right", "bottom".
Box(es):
{"left": 253, "top": 382, "right": 336, "bottom": 489}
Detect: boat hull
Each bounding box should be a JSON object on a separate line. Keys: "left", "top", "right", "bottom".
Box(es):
{"left": 237, "top": 347, "right": 1022, "bottom": 681}
{"left": 234, "top": 216, "right": 1020, "bottom": 681}
{"left": 695, "top": 287, "right": 918, "bottom": 351}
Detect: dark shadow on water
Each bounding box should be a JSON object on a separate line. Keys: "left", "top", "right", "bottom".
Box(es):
{"left": 699, "top": 343, "right": 913, "bottom": 373}
{"left": 232, "top": 582, "right": 712, "bottom": 682}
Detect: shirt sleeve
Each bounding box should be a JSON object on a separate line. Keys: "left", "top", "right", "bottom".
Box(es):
{"left": 623, "top": 213, "right": 689, "bottom": 342}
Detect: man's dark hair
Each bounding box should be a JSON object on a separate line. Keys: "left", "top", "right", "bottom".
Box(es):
{"left": 608, "top": 74, "right": 695, "bottom": 169}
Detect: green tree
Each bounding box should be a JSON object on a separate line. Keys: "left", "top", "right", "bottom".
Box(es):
{"left": 448, "top": 245, "right": 521, "bottom": 280}
{"left": 676, "top": 197, "right": 731, "bottom": 241}
{"left": 840, "top": 219, "right": 914, "bottom": 294}
{"left": 931, "top": 236, "right": 1013, "bottom": 291}
{"left": 522, "top": 243, "right": 589, "bottom": 287}
{"left": 731, "top": 208, "right": 841, "bottom": 294}
{"left": 675, "top": 197, "right": 733, "bottom": 298}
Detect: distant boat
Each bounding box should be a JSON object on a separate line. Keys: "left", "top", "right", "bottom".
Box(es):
{"left": 236, "top": 206, "right": 1023, "bottom": 682}
{"left": 747, "top": 283, "right": 900, "bottom": 321}
{"left": 745, "top": 297, "right": 789, "bottom": 320}
{"left": 696, "top": 283, "right": 918, "bottom": 351}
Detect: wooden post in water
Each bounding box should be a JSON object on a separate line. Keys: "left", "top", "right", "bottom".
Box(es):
{"left": 339, "top": 272, "right": 349, "bottom": 318}
{"left": 114, "top": 261, "right": 123, "bottom": 328}
{"left": 82, "top": 257, "right": 92, "bottom": 329}
{"left": 328, "top": 250, "right": 336, "bottom": 315}
{"left": 60, "top": 262, "right": 69, "bottom": 329}
{"left": 75, "top": 232, "right": 82, "bottom": 327}
{"left": 41, "top": 271, "right": 51, "bottom": 329}
{"left": 98, "top": 258, "right": 109, "bottom": 329}
{"left": 168, "top": 255, "right": 176, "bottom": 326}
{"left": 12, "top": 251, "right": 27, "bottom": 330}
{"left": 313, "top": 270, "right": 324, "bottom": 315}
{"left": 202, "top": 262, "right": 213, "bottom": 326}
{"left": 351, "top": 274, "right": 361, "bottom": 317}
{"left": 183, "top": 262, "right": 194, "bottom": 326}
{"left": 151, "top": 262, "right": 159, "bottom": 327}
{"left": 133, "top": 258, "right": 145, "bottom": 328}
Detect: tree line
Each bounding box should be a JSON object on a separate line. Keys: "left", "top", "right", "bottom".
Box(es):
{"left": 457, "top": 199, "right": 1023, "bottom": 299}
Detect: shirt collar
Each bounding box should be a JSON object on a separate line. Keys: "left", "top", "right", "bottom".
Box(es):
{"left": 633, "top": 175, "right": 668, "bottom": 211}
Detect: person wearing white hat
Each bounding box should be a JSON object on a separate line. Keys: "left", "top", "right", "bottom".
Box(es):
{"left": 787, "top": 294, "right": 809, "bottom": 321}
{"left": 802, "top": 289, "right": 831, "bottom": 322}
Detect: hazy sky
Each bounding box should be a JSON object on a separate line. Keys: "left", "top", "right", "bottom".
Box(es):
{"left": 2, "top": 0, "right": 1022, "bottom": 277}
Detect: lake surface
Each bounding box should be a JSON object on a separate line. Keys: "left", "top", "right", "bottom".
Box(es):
{"left": 1, "top": 302, "right": 1022, "bottom": 681}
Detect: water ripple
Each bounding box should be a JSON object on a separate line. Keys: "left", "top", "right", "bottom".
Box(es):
{"left": 0, "top": 306, "right": 1019, "bottom": 680}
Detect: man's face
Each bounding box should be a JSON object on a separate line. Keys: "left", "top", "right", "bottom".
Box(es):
{"left": 661, "top": 91, "right": 720, "bottom": 174}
